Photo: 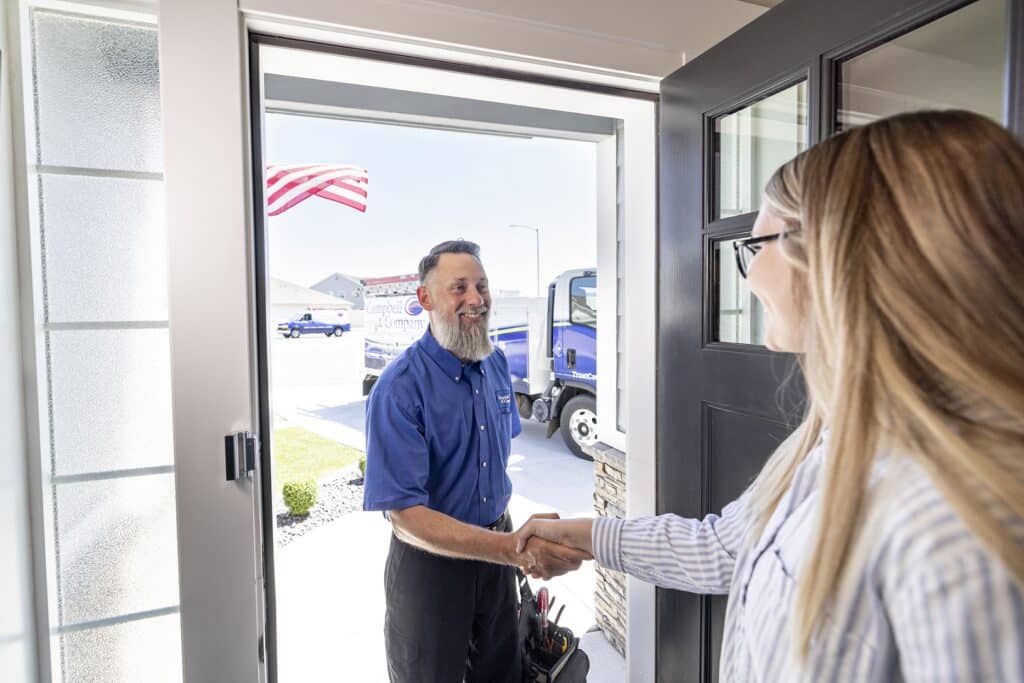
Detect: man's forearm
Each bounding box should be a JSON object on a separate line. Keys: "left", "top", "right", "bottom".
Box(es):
{"left": 389, "top": 505, "right": 523, "bottom": 565}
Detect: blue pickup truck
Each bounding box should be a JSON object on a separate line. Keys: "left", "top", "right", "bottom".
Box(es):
{"left": 277, "top": 309, "right": 352, "bottom": 338}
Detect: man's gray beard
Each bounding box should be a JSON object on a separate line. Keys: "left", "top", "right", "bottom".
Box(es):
{"left": 431, "top": 309, "right": 493, "bottom": 362}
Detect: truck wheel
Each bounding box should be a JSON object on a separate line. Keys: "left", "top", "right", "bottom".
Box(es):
{"left": 332, "top": 327, "right": 344, "bottom": 337}
{"left": 289, "top": 329, "right": 301, "bottom": 338}
{"left": 560, "top": 395, "right": 597, "bottom": 460}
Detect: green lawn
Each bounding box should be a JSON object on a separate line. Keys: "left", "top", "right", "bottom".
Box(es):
{"left": 271, "top": 426, "right": 363, "bottom": 494}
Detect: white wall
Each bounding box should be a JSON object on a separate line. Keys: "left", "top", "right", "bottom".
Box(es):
{"left": 0, "top": 1, "right": 37, "bottom": 681}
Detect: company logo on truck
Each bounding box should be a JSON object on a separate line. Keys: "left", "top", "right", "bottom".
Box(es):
{"left": 364, "top": 291, "right": 429, "bottom": 371}
{"left": 405, "top": 297, "right": 423, "bottom": 316}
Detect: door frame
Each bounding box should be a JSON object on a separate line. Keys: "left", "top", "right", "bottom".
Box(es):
{"left": 240, "top": 20, "right": 659, "bottom": 683}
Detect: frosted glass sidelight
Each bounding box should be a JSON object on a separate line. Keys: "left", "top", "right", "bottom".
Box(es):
{"left": 42, "top": 174, "right": 167, "bottom": 323}
{"left": 55, "top": 474, "right": 179, "bottom": 625}
{"left": 33, "top": 11, "right": 162, "bottom": 172}
{"left": 62, "top": 613, "right": 183, "bottom": 683}
{"left": 715, "top": 239, "right": 765, "bottom": 345}
{"left": 714, "top": 82, "right": 808, "bottom": 219}
{"left": 49, "top": 329, "right": 173, "bottom": 476}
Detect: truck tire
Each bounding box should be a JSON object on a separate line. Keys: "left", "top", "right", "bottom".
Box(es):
{"left": 289, "top": 328, "right": 301, "bottom": 339}
{"left": 332, "top": 327, "right": 344, "bottom": 337}
{"left": 560, "top": 394, "right": 597, "bottom": 460}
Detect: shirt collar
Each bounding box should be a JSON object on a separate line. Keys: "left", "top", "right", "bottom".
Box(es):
{"left": 420, "top": 327, "right": 481, "bottom": 383}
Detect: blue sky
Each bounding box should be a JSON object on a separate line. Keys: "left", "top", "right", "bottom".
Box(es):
{"left": 265, "top": 113, "right": 597, "bottom": 296}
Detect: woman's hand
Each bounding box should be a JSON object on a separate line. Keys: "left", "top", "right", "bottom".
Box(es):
{"left": 514, "top": 516, "right": 595, "bottom": 558}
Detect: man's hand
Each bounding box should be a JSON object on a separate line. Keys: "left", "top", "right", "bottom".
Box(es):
{"left": 511, "top": 512, "right": 593, "bottom": 579}
{"left": 520, "top": 536, "right": 591, "bottom": 580}
{"left": 514, "top": 517, "right": 595, "bottom": 565}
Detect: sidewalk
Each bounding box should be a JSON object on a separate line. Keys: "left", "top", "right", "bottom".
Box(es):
{"left": 271, "top": 387, "right": 627, "bottom": 681}
{"left": 274, "top": 507, "right": 626, "bottom": 682}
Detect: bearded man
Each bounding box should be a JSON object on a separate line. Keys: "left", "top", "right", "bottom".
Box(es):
{"left": 363, "top": 240, "right": 589, "bottom": 683}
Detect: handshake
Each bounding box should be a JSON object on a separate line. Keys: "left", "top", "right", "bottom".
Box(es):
{"left": 509, "top": 513, "right": 596, "bottom": 580}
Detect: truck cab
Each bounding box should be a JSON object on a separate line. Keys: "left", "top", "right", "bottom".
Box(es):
{"left": 490, "top": 268, "right": 598, "bottom": 459}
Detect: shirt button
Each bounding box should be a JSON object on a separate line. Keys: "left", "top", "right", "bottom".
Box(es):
{"left": 475, "top": 389, "right": 479, "bottom": 394}
{"left": 480, "top": 424, "right": 486, "bottom": 431}
{"left": 454, "top": 375, "right": 459, "bottom": 381}
{"left": 482, "top": 461, "right": 488, "bottom": 468}
{"left": 483, "top": 496, "right": 487, "bottom": 502}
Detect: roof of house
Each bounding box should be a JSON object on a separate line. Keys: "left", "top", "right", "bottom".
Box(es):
{"left": 362, "top": 273, "right": 419, "bottom": 286}
{"left": 271, "top": 277, "right": 354, "bottom": 308}
{"left": 309, "top": 272, "right": 365, "bottom": 290}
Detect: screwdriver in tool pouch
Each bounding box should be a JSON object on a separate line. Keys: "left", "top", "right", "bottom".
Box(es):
{"left": 537, "top": 587, "right": 550, "bottom": 642}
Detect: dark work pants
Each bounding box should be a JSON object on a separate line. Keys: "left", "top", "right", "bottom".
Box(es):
{"left": 384, "top": 514, "right": 522, "bottom": 683}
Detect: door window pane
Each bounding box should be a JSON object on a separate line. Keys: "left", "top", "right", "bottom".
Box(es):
{"left": 714, "top": 81, "right": 808, "bottom": 219}
{"left": 837, "top": 0, "right": 1006, "bottom": 130}
{"left": 41, "top": 174, "right": 168, "bottom": 323}
{"left": 715, "top": 239, "right": 765, "bottom": 345}
{"left": 33, "top": 11, "right": 163, "bottom": 172}
{"left": 62, "top": 613, "right": 183, "bottom": 683}
{"left": 49, "top": 329, "right": 173, "bottom": 476}
{"left": 56, "top": 475, "right": 179, "bottom": 624}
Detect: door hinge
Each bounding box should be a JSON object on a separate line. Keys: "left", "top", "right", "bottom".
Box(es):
{"left": 258, "top": 634, "right": 265, "bottom": 663}
{"left": 225, "top": 431, "right": 258, "bottom": 481}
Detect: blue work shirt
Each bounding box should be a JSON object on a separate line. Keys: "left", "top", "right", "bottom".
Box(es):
{"left": 362, "top": 328, "right": 522, "bottom": 526}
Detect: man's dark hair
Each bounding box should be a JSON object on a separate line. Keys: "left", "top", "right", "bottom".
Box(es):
{"left": 418, "top": 240, "right": 482, "bottom": 284}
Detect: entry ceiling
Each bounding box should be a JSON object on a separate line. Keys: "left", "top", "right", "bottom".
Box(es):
{"left": 425, "top": 0, "right": 775, "bottom": 74}
{"left": 245, "top": 0, "right": 776, "bottom": 78}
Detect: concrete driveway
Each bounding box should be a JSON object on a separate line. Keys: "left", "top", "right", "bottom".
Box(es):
{"left": 269, "top": 331, "right": 626, "bottom": 681}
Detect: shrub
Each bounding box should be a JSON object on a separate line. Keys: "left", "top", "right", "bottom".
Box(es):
{"left": 282, "top": 478, "right": 318, "bottom": 516}
{"left": 358, "top": 455, "right": 367, "bottom": 477}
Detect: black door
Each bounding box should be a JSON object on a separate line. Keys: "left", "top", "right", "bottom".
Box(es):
{"left": 657, "top": 0, "right": 1023, "bottom": 681}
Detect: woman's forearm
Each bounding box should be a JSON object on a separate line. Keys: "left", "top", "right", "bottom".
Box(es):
{"left": 551, "top": 518, "right": 594, "bottom": 555}
{"left": 515, "top": 517, "right": 594, "bottom": 555}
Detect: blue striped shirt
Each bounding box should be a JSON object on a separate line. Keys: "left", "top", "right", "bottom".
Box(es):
{"left": 593, "top": 440, "right": 1024, "bottom": 681}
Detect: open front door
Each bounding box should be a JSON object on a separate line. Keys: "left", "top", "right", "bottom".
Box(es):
{"left": 656, "top": 0, "right": 1022, "bottom": 681}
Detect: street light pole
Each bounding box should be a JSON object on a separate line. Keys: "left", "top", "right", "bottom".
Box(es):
{"left": 508, "top": 224, "right": 540, "bottom": 296}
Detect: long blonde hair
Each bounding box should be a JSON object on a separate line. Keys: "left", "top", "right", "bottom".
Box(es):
{"left": 748, "top": 110, "right": 1024, "bottom": 658}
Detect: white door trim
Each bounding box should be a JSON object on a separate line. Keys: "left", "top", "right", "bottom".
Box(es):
{"left": 243, "top": 11, "right": 662, "bottom": 94}
{"left": 253, "top": 34, "right": 659, "bottom": 681}
{"left": 163, "top": 4, "right": 657, "bottom": 678}
{"left": 159, "top": 1, "right": 265, "bottom": 681}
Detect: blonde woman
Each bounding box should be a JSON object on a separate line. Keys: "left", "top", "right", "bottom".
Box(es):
{"left": 515, "top": 110, "right": 1024, "bottom": 681}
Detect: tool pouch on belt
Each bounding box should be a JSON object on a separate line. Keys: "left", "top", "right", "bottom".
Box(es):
{"left": 516, "top": 570, "right": 590, "bottom": 683}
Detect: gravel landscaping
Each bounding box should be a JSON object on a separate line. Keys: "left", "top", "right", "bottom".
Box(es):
{"left": 274, "top": 463, "right": 366, "bottom": 546}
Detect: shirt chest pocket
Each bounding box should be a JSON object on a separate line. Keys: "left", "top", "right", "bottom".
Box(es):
{"left": 494, "top": 389, "right": 512, "bottom": 415}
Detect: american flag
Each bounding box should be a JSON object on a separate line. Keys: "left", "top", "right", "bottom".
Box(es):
{"left": 265, "top": 163, "right": 369, "bottom": 216}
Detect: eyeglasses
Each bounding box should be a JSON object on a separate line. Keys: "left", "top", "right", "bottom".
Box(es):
{"left": 732, "top": 231, "right": 798, "bottom": 279}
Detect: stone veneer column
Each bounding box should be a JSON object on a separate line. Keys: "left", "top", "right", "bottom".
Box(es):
{"left": 585, "top": 441, "right": 627, "bottom": 657}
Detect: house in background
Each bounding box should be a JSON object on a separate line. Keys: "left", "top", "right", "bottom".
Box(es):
{"left": 309, "top": 272, "right": 365, "bottom": 309}
{"left": 270, "top": 277, "right": 359, "bottom": 328}
{"left": 361, "top": 273, "right": 419, "bottom": 296}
